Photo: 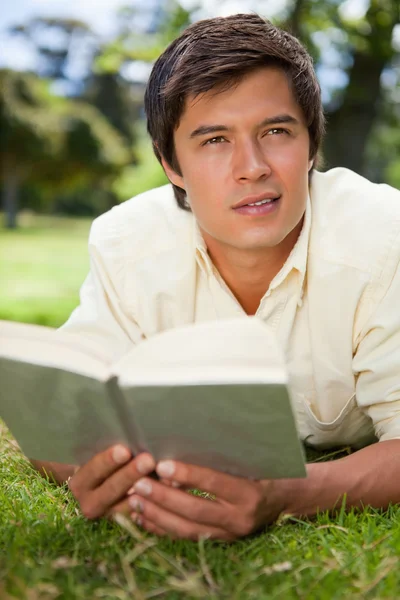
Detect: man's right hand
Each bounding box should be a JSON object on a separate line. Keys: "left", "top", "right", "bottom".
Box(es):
{"left": 68, "top": 445, "right": 156, "bottom": 519}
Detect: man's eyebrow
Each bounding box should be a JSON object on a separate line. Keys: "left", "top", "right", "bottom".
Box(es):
{"left": 189, "top": 114, "right": 300, "bottom": 139}
{"left": 259, "top": 114, "right": 300, "bottom": 127}
{"left": 189, "top": 124, "right": 229, "bottom": 139}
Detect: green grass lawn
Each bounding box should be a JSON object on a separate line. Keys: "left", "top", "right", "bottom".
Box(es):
{"left": 1, "top": 213, "right": 400, "bottom": 599}
{"left": 0, "top": 212, "right": 91, "bottom": 327}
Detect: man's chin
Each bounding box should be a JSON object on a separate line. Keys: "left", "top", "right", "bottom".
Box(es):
{"left": 227, "top": 234, "right": 284, "bottom": 252}
{"left": 201, "top": 227, "right": 286, "bottom": 255}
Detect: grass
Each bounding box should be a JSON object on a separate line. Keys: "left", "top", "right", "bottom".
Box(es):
{"left": 2, "top": 213, "right": 400, "bottom": 599}
{"left": 0, "top": 212, "right": 91, "bottom": 327}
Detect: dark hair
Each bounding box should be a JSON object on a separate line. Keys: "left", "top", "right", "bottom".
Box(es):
{"left": 145, "top": 13, "right": 325, "bottom": 210}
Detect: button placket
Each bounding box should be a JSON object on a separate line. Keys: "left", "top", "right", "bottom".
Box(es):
{"left": 257, "top": 289, "right": 288, "bottom": 332}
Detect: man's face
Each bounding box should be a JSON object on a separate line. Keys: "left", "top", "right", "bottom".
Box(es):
{"left": 162, "top": 67, "right": 313, "bottom": 254}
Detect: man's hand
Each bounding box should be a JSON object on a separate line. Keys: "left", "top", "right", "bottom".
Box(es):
{"left": 68, "top": 445, "right": 156, "bottom": 519}
{"left": 65, "top": 440, "right": 400, "bottom": 536}
{"left": 125, "top": 460, "right": 287, "bottom": 541}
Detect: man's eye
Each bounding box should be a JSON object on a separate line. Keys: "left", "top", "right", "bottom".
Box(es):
{"left": 266, "top": 128, "right": 287, "bottom": 136}
{"left": 203, "top": 136, "right": 226, "bottom": 145}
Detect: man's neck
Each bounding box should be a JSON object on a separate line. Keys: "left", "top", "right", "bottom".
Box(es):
{"left": 202, "top": 220, "right": 304, "bottom": 315}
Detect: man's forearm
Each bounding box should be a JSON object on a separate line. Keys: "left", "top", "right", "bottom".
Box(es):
{"left": 277, "top": 440, "right": 400, "bottom": 517}
{"left": 30, "top": 459, "right": 76, "bottom": 485}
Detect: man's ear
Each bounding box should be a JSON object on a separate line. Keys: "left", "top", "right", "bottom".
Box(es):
{"left": 161, "top": 156, "right": 185, "bottom": 190}
{"left": 308, "top": 158, "right": 314, "bottom": 171}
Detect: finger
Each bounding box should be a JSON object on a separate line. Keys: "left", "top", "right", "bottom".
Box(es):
{"left": 160, "top": 478, "right": 182, "bottom": 488}
{"left": 131, "top": 513, "right": 168, "bottom": 538}
{"left": 130, "top": 478, "right": 227, "bottom": 528}
{"left": 108, "top": 497, "right": 132, "bottom": 517}
{"left": 109, "top": 497, "right": 169, "bottom": 537}
{"left": 131, "top": 478, "right": 176, "bottom": 490}
{"left": 108, "top": 507, "right": 168, "bottom": 537}
{"left": 155, "top": 460, "right": 253, "bottom": 504}
{"left": 71, "top": 445, "right": 132, "bottom": 493}
{"left": 130, "top": 497, "right": 233, "bottom": 541}
{"left": 80, "top": 453, "right": 156, "bottom": 518}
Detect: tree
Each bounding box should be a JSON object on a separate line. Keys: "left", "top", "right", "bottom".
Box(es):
{"left": 3, "top": 15, "right": 142, "bottom": 226}
{"left": 0, "top": 69, "right": 131, "bottom": 228}
{"left": 322, "top": 0, "right": 399, "bottom": 174}
{"left": 9, "top": 17, "right": 96, "bottom": 88}
{"left": 95, "top": 0, "right": 194, "bottom": 72}
{"left": 84, "top": 72, "right": 140, "bottom": 147}
{"left": 281, "top": 0, "right": 400, "bottom": 176}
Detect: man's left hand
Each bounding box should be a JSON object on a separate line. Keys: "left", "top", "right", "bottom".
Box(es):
{"left": 119, "top": 460, "right": 287, "bottom": 541}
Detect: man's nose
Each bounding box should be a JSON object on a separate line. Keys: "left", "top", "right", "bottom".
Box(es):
{"left": 231, "top": 140, "right": 272, "bottom": 182}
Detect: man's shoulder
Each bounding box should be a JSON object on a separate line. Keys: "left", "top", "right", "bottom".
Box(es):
{"left": 89, "top": 184, "right": 193, "bottom": 260}
{"left": 310, "top": 168, "right": 400, "bottom": 272}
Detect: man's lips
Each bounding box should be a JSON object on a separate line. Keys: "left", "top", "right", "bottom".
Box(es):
{"left": 232, "top": 192, "right": 281, "bottom": 209}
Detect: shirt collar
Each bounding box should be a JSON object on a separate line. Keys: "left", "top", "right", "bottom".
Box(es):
{"left": 194, "top": 192, "right": 312, "bottom": 303}
{"left": 194, "top": 221, "right": 215, "bottom": 276}
{"left": 267, "top": 192, "right": 311, "bottom": 304}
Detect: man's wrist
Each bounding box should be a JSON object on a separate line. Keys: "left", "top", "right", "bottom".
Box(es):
{"left": 267, "top": 462, "right": 328, "bottom": 520}
{"left": 258, "top": 470, "right": 311, "bottom": 525}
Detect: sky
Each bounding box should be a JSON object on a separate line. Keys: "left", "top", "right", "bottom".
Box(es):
{"left": 0, "top": 0, "right": 374, "bottom": 71}
{"left": 1, "top": 0, "right": 397, "bottom": 103}
{"left": 0, "top": 0, "right": 287, "bottom": 72}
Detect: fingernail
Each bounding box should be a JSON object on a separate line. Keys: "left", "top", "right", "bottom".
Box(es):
{"left": 136, "top": 454, "right": 156, "bottom": 474}
{"left": 112, "top": 445, "right": 131, "bottom": 464}
{"left": 134, "top": 479, "right": 152, "bottom": 496}
{"left": 129, "top": 496, "right": 144, "bottom": 512}
{"left": 157, "top": 460, "right": 175, "bottom": 478}
{"left": 127, "top": 486, "right": 135, "bottom": 495}
{"left": 131, "top": 513, "right": 142, "bottom": 527}
{"left": 171, "top": 481, "right": 181, "bottom": 488}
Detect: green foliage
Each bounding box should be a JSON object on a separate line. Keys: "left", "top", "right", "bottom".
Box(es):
{"left": 84, "top": 72, "right": 140, "bottom": 146}
{"left": 385, "top": 159, "right": 400, "bottom": 189}
{"left": 0, "top": 70, "right": 64, "bottom": 161}
{"left": 0, "top": 69, "right": 133, "bottom": 227}
{"left": 113, "top": 134, "right": 168, "bottom": 202}
{"left": 363, "top": 91, "right": 400, "bottom": 188}
{"left": 95, "top": 0, "right": 193, "bottom": 73}
{"left": 0, "top": 69, "right": 131, "bottom": 181}
{"left": 284, "top": 0, "right": 400, "bottom": 175}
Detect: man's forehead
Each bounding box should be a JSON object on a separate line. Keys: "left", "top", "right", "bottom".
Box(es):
{"left": 177, "top": 68, "right": 303, "bottom": 130}
{"left": 184, "top": 66, "right": 289, "bottom": 104}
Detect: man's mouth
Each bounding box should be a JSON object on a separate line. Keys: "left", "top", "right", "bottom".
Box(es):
{"left": 232, "top": 193, "right": 281, "bottom": 210}
{"left": 232, "top": 194, "right": 281, "bottom": 216}
{"left": 245, "top": 198, "right": 278, "bottom": 207}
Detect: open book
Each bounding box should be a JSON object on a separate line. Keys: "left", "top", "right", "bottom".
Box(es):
{"left": 0, "top": 317, "right": 306, "bottom": 480}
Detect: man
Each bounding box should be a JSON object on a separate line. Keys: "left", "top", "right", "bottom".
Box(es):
{"left": 32, "top": 13, "right": 400, "bottom": 541}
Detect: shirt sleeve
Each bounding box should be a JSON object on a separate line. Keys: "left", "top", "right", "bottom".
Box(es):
{"left": 59, "top": 213, "right": 145, "bottom": 362}
{"left": 353, "top": 251, "right": 400, "bottom": 441}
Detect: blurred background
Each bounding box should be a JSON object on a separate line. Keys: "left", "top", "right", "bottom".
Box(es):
{"left": 1, "top": 0, "right": 399, "bottom": 327}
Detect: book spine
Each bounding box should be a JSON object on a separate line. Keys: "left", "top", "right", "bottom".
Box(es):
{"left": 105, "top": 376, "right": 142, "bottom": 456}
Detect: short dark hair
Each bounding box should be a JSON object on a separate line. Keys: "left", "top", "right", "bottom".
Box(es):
{"left": 145, "top": 13, "right": 325, "bottom": 210}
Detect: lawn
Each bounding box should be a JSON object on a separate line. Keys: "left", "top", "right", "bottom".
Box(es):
{"left": 0, "top": 212, "right": 91, "bottom": 327}
{"left": 1, "top": 213, "right": 400, "bottom": 599}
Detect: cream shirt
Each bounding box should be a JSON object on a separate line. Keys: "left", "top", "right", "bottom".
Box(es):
{"left": 61, "top": 168, "right": 400, "bottom": 450}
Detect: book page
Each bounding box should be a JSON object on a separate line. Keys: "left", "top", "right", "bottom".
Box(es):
{"left": 113, "top": 317, "right": 287, "bottom": 386}
{"left": 0, "top": 320, "right": 113, "bottom": 381}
